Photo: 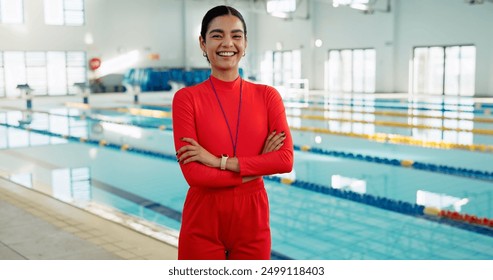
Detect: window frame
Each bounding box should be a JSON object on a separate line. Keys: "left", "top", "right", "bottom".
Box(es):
{"left": 326, "top": 47, "right": 376, "bottom": 93}
{"left": 412, "top": 44, "right": 476, "bottom": 96}
{"left": 0, "top": 50, "right": 87, "bottom": 97}
{"left": 44, "top": 0, "right": 85, "bottom": 26}
{"left": 0, "top": 0, "right": 24, "bottom": 24}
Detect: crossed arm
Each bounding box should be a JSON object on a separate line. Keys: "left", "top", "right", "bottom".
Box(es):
{"left": 176, "top": 131, "right": 286, "bottom": 183}
{"left": 172, "top": 86, "right": 293, "bottom": 187}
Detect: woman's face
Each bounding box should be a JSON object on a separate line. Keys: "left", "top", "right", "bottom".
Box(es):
{"left": 200, "top": 15, "right": 247, "bottom": 75}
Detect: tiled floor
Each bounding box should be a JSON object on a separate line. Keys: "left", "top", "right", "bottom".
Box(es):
{"left": 0, "top": 170, "right": 178, "bottom": 260}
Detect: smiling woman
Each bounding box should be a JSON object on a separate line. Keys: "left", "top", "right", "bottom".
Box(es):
{"left": 172, "top": 5, "right": 294, "bottom": 260}
{"left": 199, "top": 10, "right": 247, "bottom": 81}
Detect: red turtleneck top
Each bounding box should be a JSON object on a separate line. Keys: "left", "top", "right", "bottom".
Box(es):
{"left": 172, "top": 76, "right": 293, "bottom": 188}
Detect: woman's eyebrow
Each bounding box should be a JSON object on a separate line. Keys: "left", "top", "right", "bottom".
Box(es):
{"left": 208, "top": 29, "right": 244, "bottom": 34}
{"left": 208, "top": 29, "right": 224, "bottom": 34}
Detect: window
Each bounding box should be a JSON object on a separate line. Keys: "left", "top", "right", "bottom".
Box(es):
{"left": 266, "top": 0, "right": 296, "bottom": 17}
{"left": 0, "top": 54, "right": 5, "bottom": 97}
{"left": 412, "top": 45, "right": 476, "bottom": 96}
{"left": 52, "top": 167, "right": 91, "bottom": 203}
{"left": 26, "top": 52, "right": 48, "bottom": 95}
{"left": 410, "top": 98, "right": 474, "bottom": 145}
{"left": 66, "top": 52, "right": 87, "bottom": 94}
{"left": 44, "top": 0, "right": 85, "bottom": 26}
{"left": 326, "top": 48, "right": 375, "bottom": 93}
{"left": 3, "top": 52, "right": 26, "bottom": 97}
{"left": 0, "top": 0, "right": 24, "bottom": 24}
{"left": 0, "top": 51, "right": 87, "bottom": 97}
{"left": 261, "top": 50, "right": 301, "bottom": 87}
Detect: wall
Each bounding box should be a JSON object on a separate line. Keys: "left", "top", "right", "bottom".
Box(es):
{"left": 310, "top": 0, "right": 493, "bottom": 95}
{"left": 311, "top": 0, "right": 395, "bottom": 91}
{"left": 0, "top": 0, "right": 184, "bottom": 69}
{"left": 1, "top": 0, "right": 492, "bottom": 96}
{"left": 87, "top": 0, "right": 184, "bottom": 69}
{"left": 393, "top": 0, "right": 493, "bottom": 96}
{"left": 253, "top": 0, "right": 312, "bottom": 83}
{"left": 0, "top": 0, "right": 87, "bottom": 51}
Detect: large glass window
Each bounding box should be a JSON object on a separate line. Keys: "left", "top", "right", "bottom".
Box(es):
{"left": 266, "top": 0, "right": 296, "bottom": 13}
{"left": 0, "top": 51, "right": 87, "bottom": 97}
{"left": 52, "top": 167, "right": 91, "bottom": 203}
{"left": 0, "top": 0, "right": 24, "bottom": 24}
{"left": 44, "top": 0, "right": 85, "bottom": 26}
{"left": 26, "top": 52, "right": 48, "bottom": 95}
{"left": 412, "top": 45, "right": 475, "bottom": 96}
{"left": 326, "top": 48, "right": 375, "bottom": 93}
{"left": 261, "top": 50, "right": 301, "bottom": 87}
{"left": 0, "top": 54, "right": 5, "bottom": 97}
{"left": 3, "top": 52, "right": 26, "bottom": 98}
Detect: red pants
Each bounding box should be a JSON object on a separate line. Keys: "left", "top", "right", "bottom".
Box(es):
{"left": 178, "top": 178, "right": 271, "bottom": 260}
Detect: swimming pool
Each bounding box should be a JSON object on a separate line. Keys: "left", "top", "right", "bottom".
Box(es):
{"left": 1, "top": 94, "right": 492, "bottom": 259}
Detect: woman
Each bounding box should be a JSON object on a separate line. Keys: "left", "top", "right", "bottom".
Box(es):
{"left": 172, "top": 5, "right": 293, "bottom": 260}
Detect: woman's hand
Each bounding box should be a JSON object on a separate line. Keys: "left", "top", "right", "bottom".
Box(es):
{"left": 242, "top": 131, "right": 286, "bottom": 183}
{"left": 176, "top": 137, "right": 219, "bottom": 167}
{"left": 262, "top": 131, "right": 286, "bottom": 154}
{"left": 176, "top": 131, "right": 286, "bottom": 177}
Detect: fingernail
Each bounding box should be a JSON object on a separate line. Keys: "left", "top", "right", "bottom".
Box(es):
{"left": 180, "top": 137, "right": 184, "bottom": 141}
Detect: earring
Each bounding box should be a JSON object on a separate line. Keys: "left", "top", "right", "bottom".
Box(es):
{"left": 243, "top": 52, "right": 246, "bottom": 57}
{"left": 203, "top": 52, "right": 207, "bottom": 57}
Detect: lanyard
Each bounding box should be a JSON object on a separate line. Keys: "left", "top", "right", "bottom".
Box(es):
{"left": 209, "top": 77, "right": 243, "bottom": 157}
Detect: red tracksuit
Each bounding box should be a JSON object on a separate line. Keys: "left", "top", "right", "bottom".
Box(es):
{"left": 172, "top": 75, "right": 293, "bottom": 260}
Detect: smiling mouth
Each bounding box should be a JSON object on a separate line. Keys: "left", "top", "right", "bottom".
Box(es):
{"left": 217, "top": 51, "right": 236, "bottom": 57}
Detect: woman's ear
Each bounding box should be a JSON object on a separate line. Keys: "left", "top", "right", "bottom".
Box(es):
{"left": 199, "top": 36, "right": 206, "bottom": 52}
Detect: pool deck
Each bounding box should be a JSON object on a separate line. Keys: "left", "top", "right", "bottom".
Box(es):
{"left": 0, "top": 92, "right": 178, "bottom": 260}
{"left": 0, "top": 177, "right": 178, "bottom": 260}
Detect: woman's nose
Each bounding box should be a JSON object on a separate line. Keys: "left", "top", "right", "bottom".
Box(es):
{"left": 221, "top": 37, "right": 234, "bottom": 47}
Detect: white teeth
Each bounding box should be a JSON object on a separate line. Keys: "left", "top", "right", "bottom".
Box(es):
{"left": 218, "top": 52, "right": 235, "bottom": 57}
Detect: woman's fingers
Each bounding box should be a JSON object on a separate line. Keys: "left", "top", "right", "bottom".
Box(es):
{"left": 265, "top": 130, "right": 276, "bottom": 142}
{"left": 271, "top": 132, "right": 285, "bottom": 148}
{"left": 262, "top": 131, "right": 286, "bottom": 153}
{"left": 176, "top": 138, "right": 200, "bottom": 156}
{"left": 176, "top": 138, "right": 216, "bottom": 166}
{"left": 176, "top": 144, "right": 194, "bottom": 156}
{"left": 181, "top": 137, "right": 199, "bottom": 146}
{"left": 181, "top": 154, "right": 199, "bottom": 165}
{"left": 265, "top": 132, "right": 278, "bottom": 149}
{"left": 177, "top": 150, "right": 196, "bottom": 162}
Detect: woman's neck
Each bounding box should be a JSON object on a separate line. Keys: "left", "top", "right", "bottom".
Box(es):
{"left": 211, "top": 69, "right": 239, "bottom": 82}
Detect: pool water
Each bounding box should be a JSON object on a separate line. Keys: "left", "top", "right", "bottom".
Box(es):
{"left": 1, "top": 95, "right": 492, "bottom": 259}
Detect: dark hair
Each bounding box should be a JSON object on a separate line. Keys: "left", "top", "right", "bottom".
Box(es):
{"left": 200, "top": 5, "right": 247, "bottom": 42}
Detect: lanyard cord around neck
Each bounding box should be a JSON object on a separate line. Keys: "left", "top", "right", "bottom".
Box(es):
{"left": 209, "top": 77, "right": 243, "bottom": 157}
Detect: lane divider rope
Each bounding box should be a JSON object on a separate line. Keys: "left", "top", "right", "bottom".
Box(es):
{"left": 24, "top": 108, "right": 493, "bottom": 153}
{"left": 1, "top": 121, "right": 491, "bottom": 238}
{"left": 284, "top": 103, "right": 493, "bottom": 123}
{"left": 286, "top": 113, "right": 493, "bottom": 135}
{"left": 294, "top": 145, "right": 493, "bottom": 182}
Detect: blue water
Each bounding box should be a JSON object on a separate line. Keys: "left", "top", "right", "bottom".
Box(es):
{"left": 1, "top": 96, "right": 492, "bottom": 259}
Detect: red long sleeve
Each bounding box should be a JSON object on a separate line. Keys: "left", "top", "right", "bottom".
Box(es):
{"left": 172, "top": 76, "right": 293, "bottom": 188}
